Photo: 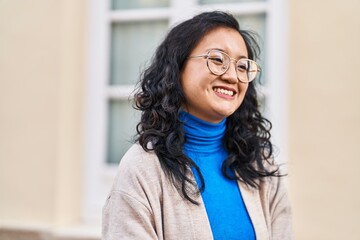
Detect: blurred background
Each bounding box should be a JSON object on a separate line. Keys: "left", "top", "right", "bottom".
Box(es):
{"left": 0, "top": 0, "right": 359, "bottom": 239}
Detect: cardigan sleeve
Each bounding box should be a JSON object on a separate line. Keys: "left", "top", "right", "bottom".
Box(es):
{"left": 102, "top": 190, "right": 158, "bottom": 240}
{"left": 269, "top": 173, "right": 294, "bottom": 240}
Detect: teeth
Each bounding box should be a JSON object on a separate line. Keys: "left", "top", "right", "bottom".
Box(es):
{"left": 214, "top": 88, "right": 234, "bottom": 96}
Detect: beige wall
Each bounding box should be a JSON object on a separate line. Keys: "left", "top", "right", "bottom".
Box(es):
{"left": 289, "top": 0, "right": 360, "bottom": 239}
{"left": 0, "top": 0, "right": 86, "bottom": 228}
{"left": 1, "top": 0, "right": 360, "bottom": 238}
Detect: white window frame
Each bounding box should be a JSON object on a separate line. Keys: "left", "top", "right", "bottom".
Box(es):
{"left": 84, "top": 0, "right": 288, "bottom": 224}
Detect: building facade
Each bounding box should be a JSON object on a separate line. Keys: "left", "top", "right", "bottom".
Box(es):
{"left": 0, "top": 0, "right": 359, "bottom": 239}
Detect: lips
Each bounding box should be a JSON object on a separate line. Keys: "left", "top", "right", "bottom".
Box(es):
{"left": 213, "top": 87, "right": 236, "bottom": 96}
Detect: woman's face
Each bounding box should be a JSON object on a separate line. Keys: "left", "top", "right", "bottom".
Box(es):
{"left": 180, "top": 27, "right": 249, "bottom": 123}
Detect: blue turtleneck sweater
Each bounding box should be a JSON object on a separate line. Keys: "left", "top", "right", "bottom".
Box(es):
{"left": 180, "top": 111, "right": 256, "bottom": 240}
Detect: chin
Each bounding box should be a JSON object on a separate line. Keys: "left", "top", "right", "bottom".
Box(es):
{"left": 215, "top": 109, "right": 236, "bottom": 119}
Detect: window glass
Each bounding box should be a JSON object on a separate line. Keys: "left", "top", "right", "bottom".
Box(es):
{"left": 236, "top": 14, "right": 268, "bottom": 115}
{"left": 235, "top": 14, "right": 266, "bottom": 85}
{"left": 107, "top": 100, "right": 141, "bottom": 164}
{"left": 199, "top": 0, "right": 264, "bottom": 4}
{"left": 110, "top": 20, "right": 168, "bottom": 85}
{"left": 112, "top": 0, "right": 169, "bottom": 10}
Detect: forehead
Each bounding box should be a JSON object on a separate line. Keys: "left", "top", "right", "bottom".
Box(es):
{"left": 192, "top": 27, "right": 248, "bottom": 58}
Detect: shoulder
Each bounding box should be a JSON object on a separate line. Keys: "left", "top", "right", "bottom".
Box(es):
{"left": 111, "top": 143, "right": 165, "bottom": 196}
{"left": 257, "top": 159, "right": 288, "bottom": 199}
{"left": 261, "top": 159, "right": 292, "bottom": 221}
{"left": 262, "top": 160, "right": 293, "bottom": 238}
{"left": 117, "top": 143, "right": 160, "bottom": 176}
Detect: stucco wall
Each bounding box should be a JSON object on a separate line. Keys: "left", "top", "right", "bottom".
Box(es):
{"left": 0, "top": 0, "right": 85, "bottom": 228}
{"left": 288, "top": 0, "right": 360, "bottom": 239}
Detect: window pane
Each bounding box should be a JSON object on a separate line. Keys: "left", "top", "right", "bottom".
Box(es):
{"left": 235, "top": 14, "right": 266, "bottom": 85}
{"left": 258, "top": 91, "right": 267, "bottom": 115}
{"left": 107, "top": 100, "right": 141, "bottom": 164}
{"left": 112, "top": 0, "right": 169, "bottom": 10}
{"left": 235, "top": 14, "right": 268, "bottom": 116}
{"left": 110, "top": 20, "right": 168, "bottom": 85}
{"left": 199, "top": 0, "right": 264, "bottom": 4}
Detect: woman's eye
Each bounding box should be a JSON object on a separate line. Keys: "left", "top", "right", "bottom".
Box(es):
{"left": 209, "top": 57, "right": 223, "bottom": 65}
{"left": 237, "top": 63, "right": 248, "bottom": 72}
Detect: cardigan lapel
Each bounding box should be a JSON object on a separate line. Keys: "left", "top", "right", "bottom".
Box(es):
{"left": 238, "top": 181, "right": 270, "bottom": 240}
{"left": 185, "top": 168, "right": 269, "bottom": 239}
{"left": 187, "top": 193, "right": 214, "bottom": 240}
{"left": 186, "top": 182, "right": 269, "bottom": 240}
{"left": 185, "top": 171, "right": 214, "bottom": 240}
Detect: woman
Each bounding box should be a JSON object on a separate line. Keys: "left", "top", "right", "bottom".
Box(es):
{"left": 103, "top": 11, "right": 293, "bottom": 240}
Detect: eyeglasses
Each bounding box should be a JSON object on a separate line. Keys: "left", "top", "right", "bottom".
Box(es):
{"left": 188, "top": 49, "right": 261, "bottom": 83}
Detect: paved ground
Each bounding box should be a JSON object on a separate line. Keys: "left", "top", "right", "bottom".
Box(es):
{"left": 0, "top": 228, "right": 100, "bottom": 240}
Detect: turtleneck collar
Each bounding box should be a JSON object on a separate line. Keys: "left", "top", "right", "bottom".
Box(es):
{"left": 179, "top": 111, "right": 227, "bottom": 153}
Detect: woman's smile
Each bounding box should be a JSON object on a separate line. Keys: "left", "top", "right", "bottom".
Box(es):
{"left": 213, "top": 86, "right": 236, "bottom": 98}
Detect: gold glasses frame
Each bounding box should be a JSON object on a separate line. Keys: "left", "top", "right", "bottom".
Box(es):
{"left": 188, "top": 49, "right": 261, "bottom": 83}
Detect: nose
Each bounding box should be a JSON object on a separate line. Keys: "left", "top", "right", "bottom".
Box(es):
{"left": 221, "top": 61, "right": 238, "bottom": 83}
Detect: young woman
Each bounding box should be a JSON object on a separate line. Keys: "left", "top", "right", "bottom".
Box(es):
{"left": 103, "top": 11, "right": 293, "bottom": 240}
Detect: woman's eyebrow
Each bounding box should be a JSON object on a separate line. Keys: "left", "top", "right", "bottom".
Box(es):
{"left": 206, "top": 47, "right": 248, "bottom": 59}
{"left": 206, "top": 47, "right": 224, "bottom": 52}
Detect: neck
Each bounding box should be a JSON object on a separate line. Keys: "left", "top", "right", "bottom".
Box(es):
{"left": 180, "top": 111, "right": 226, "bottom": 153}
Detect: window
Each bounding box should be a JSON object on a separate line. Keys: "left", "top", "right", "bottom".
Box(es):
{"left": 85, "top": 0, "right": 288, "bottom": 223}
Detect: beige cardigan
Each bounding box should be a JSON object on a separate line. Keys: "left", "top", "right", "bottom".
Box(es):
{"left": 103, "top": 144, "right": 293, "bottom": 240}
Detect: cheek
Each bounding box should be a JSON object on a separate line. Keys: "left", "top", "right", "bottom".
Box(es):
{"left": 180, "top": 72, "right": 191, "bottom": 95}
{"left": 237, "top": 82, "right": 248, "bottom": 95}
{"left": 181, "top": 68, "right": 208, "bottom": 93}
{"left": 180, "top": 63, "right": 194, "bottom": 88}
{"left": 237, "top": 84, "right": 249, "bottom": 103}
{"left": 241, "top": 83, "right": 249, "bottom": 95}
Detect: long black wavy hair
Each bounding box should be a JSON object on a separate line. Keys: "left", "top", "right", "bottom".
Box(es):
{"left": 134, "top": 11, "right": 280, "bottom": 204}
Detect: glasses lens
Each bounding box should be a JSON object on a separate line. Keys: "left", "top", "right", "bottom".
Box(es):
{"left": 237, "top": 59, "right": 259, "bottom": 82}
{"left": 207, "top": 50, "right": 229, "bottom": 75}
